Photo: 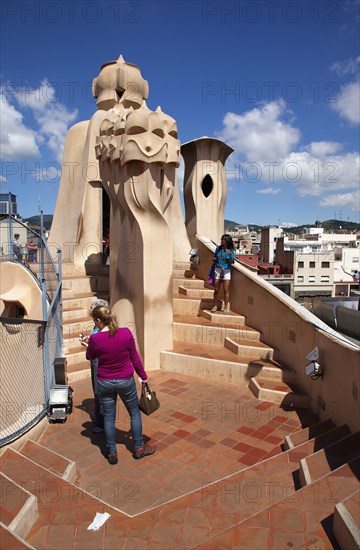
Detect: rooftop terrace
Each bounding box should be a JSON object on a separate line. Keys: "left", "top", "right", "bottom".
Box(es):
{"left": 2, "top": 370, "right": 359, "bottom": 549}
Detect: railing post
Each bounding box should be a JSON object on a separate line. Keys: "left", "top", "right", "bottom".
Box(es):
{"left": 8, "top": 193, "right": 13, "bottom": 259}
{"left": 41, "top": 278, "right": 51, "bottom": 400}
{"left": 57, "top": 247, "right": 63, "bottom": 358}
{"left": 40, "top": 210, "right": 45, "bottom": 280}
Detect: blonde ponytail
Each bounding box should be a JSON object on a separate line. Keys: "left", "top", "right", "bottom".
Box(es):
{"left": 91, "top": 306, "right": 119, "bottom": 335}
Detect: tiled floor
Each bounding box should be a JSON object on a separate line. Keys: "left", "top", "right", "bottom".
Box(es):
{"left": 5, "top": 370, "right": 355, "bottom": 549}
{"left": 38, "top": 371, "right": 310, "bottom": 517}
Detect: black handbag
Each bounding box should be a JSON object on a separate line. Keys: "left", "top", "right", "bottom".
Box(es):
{"left": 139, "top": 383, "right": 160, "bottom": 415}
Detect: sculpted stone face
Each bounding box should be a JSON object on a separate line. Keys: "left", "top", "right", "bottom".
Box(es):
{"left": 96, "top": 105, "right": 180, "bottom": 167}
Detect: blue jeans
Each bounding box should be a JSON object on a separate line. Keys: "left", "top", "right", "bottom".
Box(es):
{"left": 90, "top": 359, "right": 104, "bottom": 428}
{"left": 97, "top": 377, "right": 143, "bottom": 454}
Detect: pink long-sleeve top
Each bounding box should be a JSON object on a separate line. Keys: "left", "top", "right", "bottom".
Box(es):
{"left": 86, "top": 327, "right": 147, "bottom": 381}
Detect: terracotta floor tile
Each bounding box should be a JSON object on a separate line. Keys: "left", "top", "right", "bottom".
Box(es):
{"left": 236, "top": 426, "right": 254, "bottom": 436}
{"left": 233, "top": 525, "right": 270, "bottom": 548}
{"left": 238, "top": 454, "right": 259, "bottom": 466}
{"left": 269, "top": 528, "right": 306, "bottom": 549}
{"left": 194, "top": 428, "right": 212, "bottom": 437}
{"left": 148, "top": 519, "right": 183, "bottom": 544}
{"left": 233, "top": 442, "right": 254, "bottom": 453}
{"left": 172, "top": 428, "right": 192, "bottom": 438}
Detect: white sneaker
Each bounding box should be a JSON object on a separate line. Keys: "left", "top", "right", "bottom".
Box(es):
{"left": 223, "top": 309, "right": 229, "bottom": 314}
{"left": 211, "top": 306, "right": 218, "bottom": 312}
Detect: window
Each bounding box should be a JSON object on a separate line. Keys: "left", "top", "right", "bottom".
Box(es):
{"left": 352, "top": 257, "right": 359, "bottom": 263}
{"left": 321, "top": 276, "right": 330, "bottom": 282}
{"left": 297, "top": 276, "right": 304, "bottom": 282}
{"left": 321, "top": 261, "right": 330, "bottom": 268}
{"left": 298, "top": 261, "right": 304, "bottom": 268}
{"left": 308, "top": 276, "right": 315, "bottom": 283}
{"left": 309, "top": 261, "right": 315, "bottom": 268}
{"left": 201, "top": 175, "right": 213, "bottom": 198}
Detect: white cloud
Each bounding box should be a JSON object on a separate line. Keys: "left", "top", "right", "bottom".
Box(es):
{"left": 305, "top": 141, "right": 343, "bottom": 157}
{"left": 330, "top": 56, "right": 360, "bottom": 77}
{"left": 0, "top": 175, "right": 7, "bottom": 183}
{"left": 320, "top": 191, "right": 360, "bottom": 211}
{"left": 256, "top": 187, "right": 281, "bottom": 195}
{"left": 0, "top": 89, "right": 40, "bottom": 160}
{"left": 280, "top": 222, "right": 298, "bottom": 228}
{"left": 218, "top": 103, "right": 360, "bottom": 203}
{"left": 218, "top": 100, "right": 301, "bottom": 162}
{"left": 331, "top": 79, "right": 360, "bottom": 125}
{"left": 14, "top": 80, "right": 78, "bottom": 162}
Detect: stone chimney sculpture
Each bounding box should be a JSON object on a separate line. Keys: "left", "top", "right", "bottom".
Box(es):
{"left": 49, "top": 55, "right": 233, "bottom": 369}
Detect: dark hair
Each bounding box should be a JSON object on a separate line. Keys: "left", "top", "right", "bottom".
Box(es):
{"left": 221, "top": 234, "right": 235, "bottom": 249}
{"left": 14, "top": 233, "right": 20, "bottom": 238}
{"left": 91, "top": 306, "right": 118, "bottom": 336}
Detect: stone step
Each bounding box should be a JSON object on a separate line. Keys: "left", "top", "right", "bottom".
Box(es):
{"left": 62, "top": 288, "right": 95, "bottom": 300}
{"left": 334, "top": 489, "right": 360, "bottom": 550}
{"left": 299, "top": 431, "right": 360, "bottom": 487}
{"left": 224, "top": 336, "right": 274, "bottom": 360}
{"left": 249, "top": 377, "right": 311, "bottom": 409}
{"left": 200, "top": 459, "right": 360, "bottom": 550}
{"left": 284, "top": 418, "right": 336, "bottom": 450}
{"left": 178, "top": 285, "right": 214, "bottom": 298}
{"left": 160, "top": 341, "right": 290, "bottom": 385}
{"left": 0, "top": 524, "right": 35, "bottom": 549}
{"left": 61, "top": 263, "right": 87, "bottom": 277}
{"left": 200, "top": 309, "right": 245, "bottom": 325}
{"left": 0, "top": 472, "right": 38, "bottom": 540}
{"left": 64, "top": 346, "right": 87, "bottom": 365}
{"left": 173, "top": 268, "right": 197, "bottom": 279}
{"left": 173, "top": 314, "right": 261, "bottom": 345}
{"left": 62, "top": 317, "right": 94, "bottom": 340}
{"left": 173, "top": 294, "right": 214, "bottom": 315}
{"left": 66, "top": 361, "right": 91, "bottom": 382}
{"left": 0, "top": 448, "right": 114, "bottom": 549}
{"left": 172, "top": 261, "right": 193, "bottom": 270}
{"left": 62, "top": 307, "right": 89, "bottom": 322}
{"left": 62, "top": 294, "right": 94, "bottom": 310}
{"left": 286, "top": 424, "right": 351, "bottom": 475}
{"left": 62, "top": 277, "right": 92, "bottom": 293}
{"left": 173, "top": 278, "right": 205, "bottom": 293}
{"left": 20, "top": 440, "right": 77, "bottom": 482}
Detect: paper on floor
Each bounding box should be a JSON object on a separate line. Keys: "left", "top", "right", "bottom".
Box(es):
{"left": 87, "top": 512, "right": 111, "bottom": 531}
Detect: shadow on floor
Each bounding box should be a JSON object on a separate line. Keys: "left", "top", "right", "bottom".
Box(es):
{"left": 76, "top": 398, "right": 152, "bottom": 459}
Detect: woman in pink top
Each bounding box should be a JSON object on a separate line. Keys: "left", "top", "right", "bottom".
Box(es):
{"left": 84, "top": 306, "right": 156, "bottom": 465}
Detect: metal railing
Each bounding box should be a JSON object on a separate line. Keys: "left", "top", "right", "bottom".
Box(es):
{"left": 0, "top": 211, "right": 62, "bottom": 445}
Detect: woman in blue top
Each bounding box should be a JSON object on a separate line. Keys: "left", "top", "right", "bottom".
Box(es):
{"left": 211, "top": 234, "right": 236, "bottom": 314}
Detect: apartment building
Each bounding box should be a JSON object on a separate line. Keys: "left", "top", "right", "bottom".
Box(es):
{"left": 260, "top": 226, "right": 283, "bottom": 263}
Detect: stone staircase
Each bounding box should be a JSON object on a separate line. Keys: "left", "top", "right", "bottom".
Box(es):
{"left": 1, "top": 415, "right": 359, "bottom": 548}
{"left": 61, "top": 264, "right": 109, "bottom": 383}
{"left": 163, "top": 262, "right": 308, "bottom": 409}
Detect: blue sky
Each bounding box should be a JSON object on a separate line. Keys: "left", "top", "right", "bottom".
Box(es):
{"left": 1, "top": 0, "right": 359, "bottom": 226}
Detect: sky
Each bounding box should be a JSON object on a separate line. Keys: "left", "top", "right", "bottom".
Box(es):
{"left": 0, "top": 0, "right": 359, "bottom": 227}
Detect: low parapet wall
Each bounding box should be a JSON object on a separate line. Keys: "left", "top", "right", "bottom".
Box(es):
{"left": 196, "top": 235, "right": 360, "bottom": 433}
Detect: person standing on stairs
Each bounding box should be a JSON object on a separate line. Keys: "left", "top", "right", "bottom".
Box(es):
{"left": 82, "top": 298, "right": 109, "bottom": 433}
{"left": 81, "top": 305, "right": 156, "bottom": 465}
{"left": 211, "top": 234, "right": 236, "bottom": 314}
